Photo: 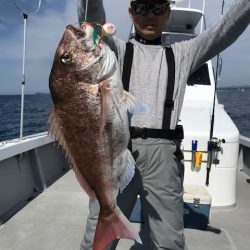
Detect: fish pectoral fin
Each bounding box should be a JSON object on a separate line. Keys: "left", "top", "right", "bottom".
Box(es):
{"left": 99, "top": 80, "right": 112, "bottom": 135}
{"left": 93, "top": 208, "right": 142, "bottom": 250}
{"left": 119, "top": 150, "right": 136, "bottom": 193}
{"left": 123, "top": 91, "right": 149, "bottom": 115}
{"left": 48, "top": 107, "right": 95, "bottom": 197}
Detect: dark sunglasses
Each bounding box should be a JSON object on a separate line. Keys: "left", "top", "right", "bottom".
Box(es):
{"left": 131, "top": 2, "right": 170, "bottom": 16}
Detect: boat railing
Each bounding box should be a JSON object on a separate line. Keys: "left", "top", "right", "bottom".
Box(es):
{"left": 238, "top": 135, "right": 250, "bottom": 177}
{"left": 0, "top": 133, "right": 69, "bottom": 224}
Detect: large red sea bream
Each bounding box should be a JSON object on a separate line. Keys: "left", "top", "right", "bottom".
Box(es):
{"left": 48, "top": 22, "right": 142, "bottom": 250}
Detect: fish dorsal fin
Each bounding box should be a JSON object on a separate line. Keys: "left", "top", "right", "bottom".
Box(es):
{"left": 48, "top": 107, "right": 95, "bottom": 197}
{"left": 119, "top": 149, "right": 135, "bottom": 193}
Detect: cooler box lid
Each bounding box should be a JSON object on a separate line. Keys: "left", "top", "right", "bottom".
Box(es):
{"left": 184, "top": 184, "right": 212, "bottom": 205}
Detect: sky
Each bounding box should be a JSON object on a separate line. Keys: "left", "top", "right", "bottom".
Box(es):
{"left": 0, "top": 0, "right": 249, "bottom": 95}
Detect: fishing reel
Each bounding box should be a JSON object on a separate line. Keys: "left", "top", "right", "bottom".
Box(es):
{"left": 206, "top": 137, "right": 225, "bottom": 186}
{"left": 208, "top": 137, "right": 225, "bottom": 164}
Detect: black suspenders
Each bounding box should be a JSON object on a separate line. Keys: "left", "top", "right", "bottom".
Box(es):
{"left": 122, "top": 42, "right": 134, "bottom": 92}
{"left": 163, "top": 47, "right": 175, "bottom": 129}
{"left": 122, "top": 42, "right": 176, "bottom": 130}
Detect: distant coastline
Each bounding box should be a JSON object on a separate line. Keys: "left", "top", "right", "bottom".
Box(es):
{"left": 34, "top": 92, "right": 50, "bottom": 95}
{"left": 218, "top": 85, "right": 250, "bottom": 90}
{"left": 0, "top": 92, "right": 50, "bottom": 96}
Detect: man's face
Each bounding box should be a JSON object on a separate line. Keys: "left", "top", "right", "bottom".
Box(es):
{"left": 129, "top": 0, "right": 171, "bottom": 40}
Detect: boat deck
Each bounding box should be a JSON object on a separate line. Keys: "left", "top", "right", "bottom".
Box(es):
{"left": 0, "top": 169, "right": 250, "bottom": 250}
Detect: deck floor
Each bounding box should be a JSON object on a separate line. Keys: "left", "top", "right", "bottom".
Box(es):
{"left": 0, "top": 169, "right": 250, "bottom": 250}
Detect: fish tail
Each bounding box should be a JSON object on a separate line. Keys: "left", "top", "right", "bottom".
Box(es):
{"left": 92, "top": 208, "right": 142, "bottom": 250}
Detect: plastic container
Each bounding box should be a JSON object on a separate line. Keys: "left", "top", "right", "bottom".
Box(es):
{"left": 183, "top": 184, "right": 212, "bottom": 230}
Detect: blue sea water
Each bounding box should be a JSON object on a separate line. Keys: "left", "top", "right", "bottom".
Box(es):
{"left": 217, "top": 87, "right": 250, "bottom": 138}
{"left": 0, "top": 94, "right": 52, "bottom": 142}
{"left": 0, "top": 87, "right": 250, "bottom": 142}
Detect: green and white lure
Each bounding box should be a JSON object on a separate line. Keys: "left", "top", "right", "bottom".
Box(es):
{"left": 80, "top": 21, "right": 116, "bottom": 46}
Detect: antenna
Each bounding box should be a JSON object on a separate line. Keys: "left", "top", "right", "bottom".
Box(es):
{"left": 200, "top": 0, "right": 206, "bottom": 33}
{"left": 13, "top": 0, "right": 41, "bottom": 140}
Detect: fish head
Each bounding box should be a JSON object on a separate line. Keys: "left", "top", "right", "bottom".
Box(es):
{"left": 49, "top": 23, "right": 116, "bottom": 103}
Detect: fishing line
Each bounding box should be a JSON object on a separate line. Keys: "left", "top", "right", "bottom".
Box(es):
{"left": 85, "top": 0, "right": 89, "bottom": 21}
{"left": 209, "top": 0, "right": 225, "bottom": 140}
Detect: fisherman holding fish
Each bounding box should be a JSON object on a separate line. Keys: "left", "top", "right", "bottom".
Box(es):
{"left": 75, "top": 0, "right": 250, "bottom": 249}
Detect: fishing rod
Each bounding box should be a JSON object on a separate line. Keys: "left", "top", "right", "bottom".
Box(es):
{"left": 77, "top": 0, "right": 91, "bottom": 22}
{"left": 206, "top": 0, "right": 225, "bottom": 186}
{"left": 13, "top": 0, "right": 41, "bottom": 140}
{"left": 85, "top": 0, "right": 89, "bottom": 21}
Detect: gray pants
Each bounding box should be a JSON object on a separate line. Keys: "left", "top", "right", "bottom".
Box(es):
{"left": 80, "top": 138, "right": 186, "bottom": 250}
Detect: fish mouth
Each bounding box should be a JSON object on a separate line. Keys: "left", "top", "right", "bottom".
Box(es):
{"left": 65, "top": 24, "right": 103, "bottom": 72}
{"left": 64, "top": 24, "right": 116, "bottom": 83}
{"left": 65, "top": 24, "right": 102, "bottom": 52}
{"left": 66, "top": 24, "right": 85, "bottom": 41}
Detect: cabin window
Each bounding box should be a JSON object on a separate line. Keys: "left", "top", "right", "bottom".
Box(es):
{"left": 187, "top": 64, "right": 211, "bottom": 86}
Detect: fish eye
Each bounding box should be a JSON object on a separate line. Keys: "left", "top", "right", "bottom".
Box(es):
{"left": 61, "top": 53, "right": 71, "bottom": 64}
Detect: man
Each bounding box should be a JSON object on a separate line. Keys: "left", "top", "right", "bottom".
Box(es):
{"left": 78, "top": 0, "right": 250, "bottom": 249}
